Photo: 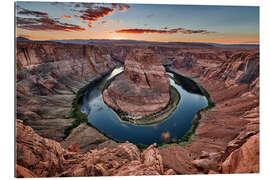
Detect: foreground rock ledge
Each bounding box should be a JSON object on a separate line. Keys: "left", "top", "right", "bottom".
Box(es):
{"left": 16, "top": 119, "right": 176, "bottom": 177}
{"left": 103, "top": 48, "right": 170, "bottom": 120}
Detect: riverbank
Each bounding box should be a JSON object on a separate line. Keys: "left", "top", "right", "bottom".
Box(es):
{"left": 158, "top": 66, "right": 259, "bottom": 174}
{"left": 164, "top": 68, "right": 215, "bottom": 145}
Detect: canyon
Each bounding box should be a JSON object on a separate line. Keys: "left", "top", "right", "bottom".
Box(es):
{"left": 16, "top": 40, "right": 259, "bottom": 177}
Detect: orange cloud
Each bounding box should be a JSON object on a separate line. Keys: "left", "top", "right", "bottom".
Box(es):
{"left": 115, "top": 28, "right": 215, "bottom": 35}
{"left": 76, "top": 3, "right": 130, "bottom": 28}
{"left": 79, "top": 7, "right": 114, "bottom": 22}
{"left": 61, "top": 15, "right": 72, "bottom": 19}
{"left": 119, "top": 4, "right": 130, "bottom": 12}
{"left": 112, "top": 3, "right": 130, "bottom": 12}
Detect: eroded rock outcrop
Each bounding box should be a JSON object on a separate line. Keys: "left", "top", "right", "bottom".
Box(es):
{"left": 191, "top": 151, "right": 223, "bottom": 173}
{"left": 159, "top": 49, "right": 259, "bottom": 175}
{"left": 103, "top": 48, "right": 170, "bottom": 120}
{"left": 222, "top": 133, "right": 259, "bottom": 173}
{"left": 16, "top": 119, "right": 172, "bottom": 177}
{"left": 16, "top": 41, "right": 118, "bottom": 145}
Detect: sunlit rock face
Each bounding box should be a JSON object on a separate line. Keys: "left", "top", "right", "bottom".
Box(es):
{"left": 16, "top": 41, "right": 117, "bottom": 141}
{"left": 16, "top": 119, "right": 171, "bottom": 177}
{"left": 222, "top": 133, "right": 259, "bottom": 174}
{"left": 103, "top": 48, "right": 170, "bottom": 120}
{"left": 124, "top": 48, "right": 170, "bottom": 92}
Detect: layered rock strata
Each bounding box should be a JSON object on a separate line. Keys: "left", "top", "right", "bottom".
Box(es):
{"left": 103, "top": 48, "right": 170, "bottom": 120}
{"left": 159, "top": 49, "right": 259, "bottom": 174}
{"left": 16, "top": 40, "right": 260, "bottom": 175}
{"left": 222, "top": 133, "right": 259, "bottom": 173}
{"left": 16, "top": 41, "right": 119, "bottom": 150}
{"left": 16, "top": 119, "right": 174, "bottom": 177}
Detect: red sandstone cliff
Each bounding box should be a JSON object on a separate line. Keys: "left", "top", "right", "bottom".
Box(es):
{"left": 103, "top": 48, "right": 170, "bottom": 120}
{"left": 16, "top": 42, "right": 118, "bottom": 144}
{"left": 222, "top": 133, "right": 259, "bottom": 173}
{"left": 15, "top": 41, "right": 260, "bottom": 176}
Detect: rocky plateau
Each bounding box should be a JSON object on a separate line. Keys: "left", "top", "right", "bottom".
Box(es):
{"left": 16, "top": 40, "right": 259, "bottom": 177}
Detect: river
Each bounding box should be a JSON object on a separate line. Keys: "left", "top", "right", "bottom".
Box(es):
{"left": 81, "top": 67, "right": 208, "bottom": 145}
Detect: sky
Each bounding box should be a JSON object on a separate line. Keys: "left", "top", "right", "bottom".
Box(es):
{"left": 15, "top": 2, "right": 259, "bottom": 44}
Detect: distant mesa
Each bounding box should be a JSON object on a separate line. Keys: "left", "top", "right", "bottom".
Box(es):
{"left": 16, "top": 38, "right": 259, "bottom": 49}
{"left": 16, "top": 36, "right": 32, "bottom": 42}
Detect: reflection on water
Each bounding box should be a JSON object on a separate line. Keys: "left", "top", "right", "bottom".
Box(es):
{"left": 81, "top": 67, "right": 124, "bottom": 115}
{"left": 81, "top": 67, "right": 208, "bottom": 145}
{"left": 161, "top": 131, "right": 170, "bottom": 140}
{"left": 169, "top": 72, "right": 203, "bottom": 96}
{"left": 106, "top": 66, "right": 124, "bottom": 80}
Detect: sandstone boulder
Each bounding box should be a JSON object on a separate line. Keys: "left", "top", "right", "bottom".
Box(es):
{"left": 16, "top": 164, "right": 37, "bottom": 178}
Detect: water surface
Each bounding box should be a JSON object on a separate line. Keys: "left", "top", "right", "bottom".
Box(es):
{"left": 81, "top": 67, "right": 208, "bottom": 145}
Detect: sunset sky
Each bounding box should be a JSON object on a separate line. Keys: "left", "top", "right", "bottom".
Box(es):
{"left": 16, "top": 2, "right": 259, "bottom": 44}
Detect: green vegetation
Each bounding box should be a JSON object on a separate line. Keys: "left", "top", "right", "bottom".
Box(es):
{"left": 64, "top": 70, "right": 114, "bottom": 138}
{"left": 64, "top": 84, "right": 91, "bottom": 137}
{"left": 136, "top": 144, "right": 148, "bottom": 150}
{"left": 63, "top": 78, "right": 126, "bottom": 143}
{"left": 176, "top": 79, "right": 215, "bottom": 144}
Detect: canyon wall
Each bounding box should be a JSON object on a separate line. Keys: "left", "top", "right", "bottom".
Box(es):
{"left": 16, "top": 41, "right": 118, "bottom": 149}
{"left": 160, "top": 48, "right": 259, "bottom": 174}
{"left": 16, "top": 41, "right": 259, "bottom": 176}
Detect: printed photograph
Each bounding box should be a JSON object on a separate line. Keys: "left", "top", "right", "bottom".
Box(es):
{"left": 15, "top": 1, "right": 259, "bottom": 177}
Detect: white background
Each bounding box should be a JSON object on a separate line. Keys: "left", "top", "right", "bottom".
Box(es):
{"left": 0, "top": 0, "right": 268, "bottom": 179}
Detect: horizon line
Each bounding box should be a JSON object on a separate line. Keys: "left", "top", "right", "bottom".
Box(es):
{"left": 16, "top": 36, "right": 259, "bottom": 45}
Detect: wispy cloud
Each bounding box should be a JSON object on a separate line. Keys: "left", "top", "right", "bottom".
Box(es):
{"left": 147, "top": 14, "right": 154, "bottom": 18}
{"left": 16, "top": 3, "right": 131, "bottom": 30}
{"left": 16, "top": 16, "right": 86, "bottom": 31}
{"left": 17, "top": 6, "right": 48, "bottom": 17}
{"left": 16, "top": 7, "right": 85, "bottom": 31}
{"left": 115, "top": 28, "right": 215, "bottom": 35}
{"left": 61, "top": 15, "right": 72, "bottom": 19}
